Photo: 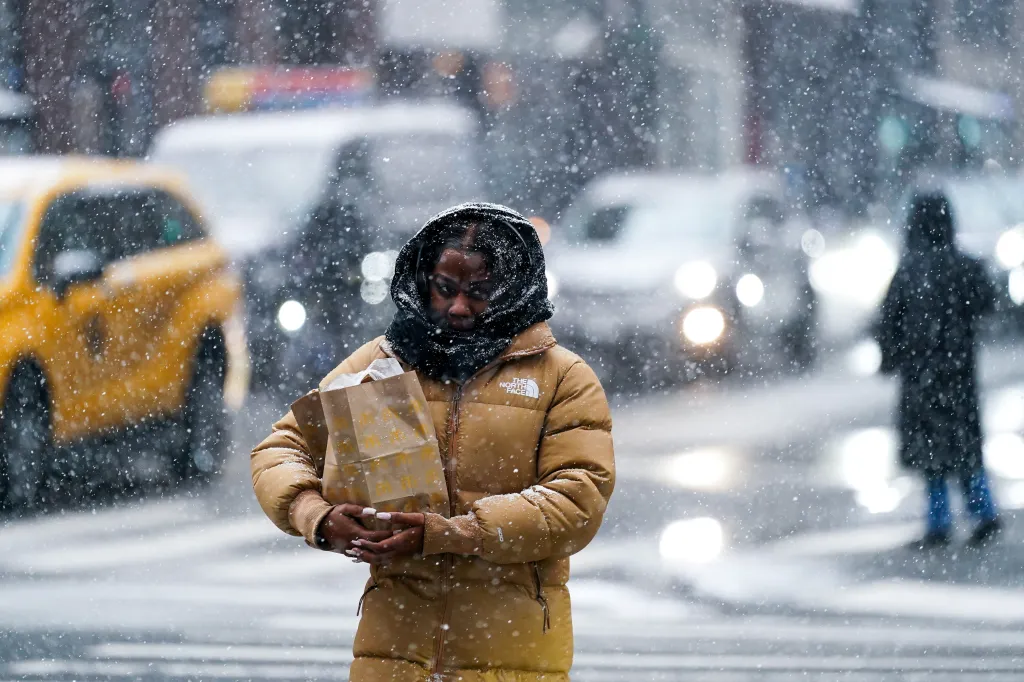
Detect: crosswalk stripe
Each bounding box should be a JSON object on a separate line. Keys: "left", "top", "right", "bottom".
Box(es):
{"left": 1, "top": 514, "right": 280, "bottom": 574}
{"left": 91, "top": 642, "right": 353, "bottom": 663}
{"left": 12, "top": 646, "right": 1024, "bottom": 677}
{"left": 8, "top": 659, "right": 344, "bottom": 680}
{"left": 824, "top": 579, "right": 1024, "bottom": 624}
{"left": 202, "top": 546, "right": 365, "bottom": 583}
{"left": 768, "top": 522, "right": 919, "bottom": 557}
{"left": 267, "top": 611, "right": 1024, "bottom": 648}
{"left": 0, "top": 498, "right": 196, "bottom": 550}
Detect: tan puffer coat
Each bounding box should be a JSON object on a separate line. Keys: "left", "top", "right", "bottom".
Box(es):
{"left": 251, "top": 322, "right": 615, "bottom": 681}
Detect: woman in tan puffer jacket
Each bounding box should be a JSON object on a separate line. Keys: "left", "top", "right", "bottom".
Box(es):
{"left": 251, "top": 203, "right": 614, "bottom": 682}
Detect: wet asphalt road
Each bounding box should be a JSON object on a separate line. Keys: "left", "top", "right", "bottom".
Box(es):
{"left": 2, "top": 342, "right": 1024, "bottom": 680}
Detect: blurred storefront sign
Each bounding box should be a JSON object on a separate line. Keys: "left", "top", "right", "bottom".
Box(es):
{"left": 203, "top": 66, "right": 375, "bottom": 114}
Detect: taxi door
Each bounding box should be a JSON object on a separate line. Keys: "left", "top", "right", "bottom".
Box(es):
{"left": 33, "top": 193, "right": 120, "bottom": 440}
{"left": 102, "top": 190, "right": 225, "bottom": 424}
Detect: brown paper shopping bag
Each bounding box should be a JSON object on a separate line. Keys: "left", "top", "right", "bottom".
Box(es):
{"left": 294, "top": 370, "right": 449, "bottom": 519}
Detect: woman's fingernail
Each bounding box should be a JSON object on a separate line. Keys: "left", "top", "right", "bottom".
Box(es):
{"left": 376, "top": 512, "right": 392, "bottom": 521}
{"left": 344, "top": 549, "right": 358, "bottom": 556}
{"left": 361, "top": 508, "right": 377, "bottom": 516}
{"left": 351, "top": 539, "right": 364, "bottom": 547}
{"left": 393, "top": 529, "right": 402, "bottom": 535}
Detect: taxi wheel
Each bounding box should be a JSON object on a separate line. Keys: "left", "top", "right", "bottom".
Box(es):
{"left": 174, "top": 334, "right": 227, "bottom": 483}
{"left": 0, "top": 368, "right": 51, "bottom": 512}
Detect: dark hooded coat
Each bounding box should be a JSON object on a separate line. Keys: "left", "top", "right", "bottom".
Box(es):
{"left": 876, "top": 193, "right": 995, "bottom": 474}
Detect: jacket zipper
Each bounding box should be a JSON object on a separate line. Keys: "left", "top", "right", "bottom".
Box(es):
{"left": 431, "top": 383, "right": 463, "bottom": 679}
{"left": 532, "top": 562, "right": 551, "bottom": 633}
{"left": 356, "top": 580, "right": 378, "bottom": 616}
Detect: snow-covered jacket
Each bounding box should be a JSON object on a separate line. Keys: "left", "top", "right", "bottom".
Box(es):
{"left": 251, "top": 322, "right": 615, "bottom": 681}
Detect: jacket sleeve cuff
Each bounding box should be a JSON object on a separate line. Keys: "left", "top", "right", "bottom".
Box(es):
{"left": 288, "top": 489, "right": 335, "bottom": 548}
{"left": 422, "top": 512, "right": 484, "bottom": 557}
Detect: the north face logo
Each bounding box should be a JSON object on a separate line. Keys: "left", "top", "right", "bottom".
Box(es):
{"left": 500, "top": 377, "right": 540, "bottom": 399}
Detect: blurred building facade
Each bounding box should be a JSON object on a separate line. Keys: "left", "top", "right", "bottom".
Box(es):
{"left": 500, "top": 0, "right": 1024, "bottom": 216}
{"left": 0, "top": 0, "right": 1018, "bottom": 217}
{"left": 8, "top": 0, "right": 375, "bottom": 156}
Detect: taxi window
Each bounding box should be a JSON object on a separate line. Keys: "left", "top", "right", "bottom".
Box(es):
{"left": 35, "top": 194, "right": 123, "bottom": 283}
{"left": 121, "top": 191, "right": 204, "bottom": 256}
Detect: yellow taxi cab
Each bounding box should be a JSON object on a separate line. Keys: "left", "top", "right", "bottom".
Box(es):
{"left": 0, "top": 156, "right": 248, "bottom": 509}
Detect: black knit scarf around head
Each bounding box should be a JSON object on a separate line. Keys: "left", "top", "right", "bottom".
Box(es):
{"left": 384, "top": 202, "right": 554, "bottom": 383}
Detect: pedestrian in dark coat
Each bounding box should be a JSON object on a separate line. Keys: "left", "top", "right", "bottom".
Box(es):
{"left": 876, "top": 192, "right": 1001, "bottom": 549}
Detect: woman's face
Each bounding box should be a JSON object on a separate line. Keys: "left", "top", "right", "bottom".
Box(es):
{"left": 428, "top": 248, "right": 492, "bottom": 332}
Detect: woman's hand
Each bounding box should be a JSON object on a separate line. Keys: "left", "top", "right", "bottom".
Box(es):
{"left": 319, "top": 504, "right": 393, "bottom": 553}
{"left": 349, "top": 512, "right": 426, "bottom": 565}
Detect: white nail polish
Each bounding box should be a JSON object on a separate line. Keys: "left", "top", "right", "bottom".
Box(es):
{"left": 344, "top": 550, "right": 358, "bottom": 557}
{"left": 361, "top": 508, "right": 377, "bottom": 516}
{"left": 376, "top": 512, "right": 392, "bottom": 521}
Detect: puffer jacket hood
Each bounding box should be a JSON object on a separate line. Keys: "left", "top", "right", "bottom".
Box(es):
{"left": 385, "top": 202, "right": 554, "bottom": 383}
{"left": 251, "top": 323, "right": 615, "bottom": 681}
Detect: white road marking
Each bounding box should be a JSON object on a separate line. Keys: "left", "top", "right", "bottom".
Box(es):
{"left": 824, "top": 579, "right": 1024, "bottom": 624}
{"left": 572, "top": 652, "right": 1024, "bottom": 672}
{"left": 268, "top": 611, "right": 1024, "bottom": 649}
{"left": 0, "top": 498, "right": 197, "bottom": 551}
{"left": 768, "top": 522, "right": 920, "bottom": 557}
{"left": 1, "top": 514, "right": 281, "bottom": 574}
{"left": 91, "top": 642, "right": 353, "bottom": 663}
{"left": 8, "top": 659, "right": 344, "bottom": 680}
{"left": 15, "top": 645, "right": 1024, "bottom": 677}
{"left": 204, "top": 547, "right": 364, "bottom": 583}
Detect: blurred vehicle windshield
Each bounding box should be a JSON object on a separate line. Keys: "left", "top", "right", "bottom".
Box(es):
{"left": 154, "top": 145, "right": 333, "bottom": 244}
{"left": 561, "top": 195, "right": 734, "bottom": 250}
{"left": 156, "top": 133, "right": 483, "bottom": 247}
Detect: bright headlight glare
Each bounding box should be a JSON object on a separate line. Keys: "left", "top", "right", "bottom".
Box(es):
{"left": 277, "top": 300, "right": 306, "bottom": 332}
{"left": 361, "top": 251, "right": 392, "bottom": 281}
{"left": 809, "top": 231, "right": 897, "bottom": 308}
{"left": 996, "top": 229, "right": 1024, "bottom": 270}
{"left": 682, "top": 306, "right": 725, "bottom": 345}
{"left": 674, "top": 261, "right": 717, "bottom": 299}
{"left": 736, "top": 274, "right": 765, "bottom": 307}
{"left": 1009, "top": 268, "right": 1024, "bottom": 305}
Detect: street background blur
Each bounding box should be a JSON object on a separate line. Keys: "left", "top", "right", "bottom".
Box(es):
{"left": 2, "top": 0, "right": 1024, "bottom": 680}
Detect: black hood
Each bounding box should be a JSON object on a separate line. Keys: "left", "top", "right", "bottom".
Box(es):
{"left": 384, "top": 202, "right": 554, "bottom": 383}
{"left": 905, "top": 192, "right": 956, "bottom": 254}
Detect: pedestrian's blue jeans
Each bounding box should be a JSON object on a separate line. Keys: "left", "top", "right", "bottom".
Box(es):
{"left": 926, "top": 470, "right": 999, "bottom": 534}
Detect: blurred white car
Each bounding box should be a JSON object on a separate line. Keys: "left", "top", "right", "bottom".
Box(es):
{"left": 546, "top": 170, "right": 816, "bottom": 385}
{"left": 148, "top": 101, "right": 486, "bottom": 392}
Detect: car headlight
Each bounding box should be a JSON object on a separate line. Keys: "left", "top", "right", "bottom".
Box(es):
{"left": 736, "top": 273, "right": 765, "bottom": 307}
{"left": 674, "top": 261, "right": 717, "bottom": 299}
{"left": 277, "top": 299, "right": 307, "bottom": 332}
{"left": 996, "top": 229, "right": 1024, "bottom": 270}
{"left": 681, "top": 306, "right": 726, "bottom": 345}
